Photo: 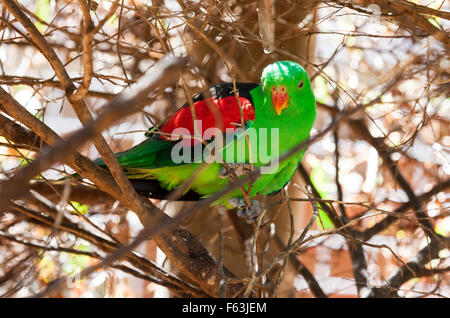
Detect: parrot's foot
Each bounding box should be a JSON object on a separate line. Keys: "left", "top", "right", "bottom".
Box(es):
{"left": 219, "top": 163, "right": 253, "bottom": 178}
{"left": 228, "top": 198, "right": 261, "bottom": 224}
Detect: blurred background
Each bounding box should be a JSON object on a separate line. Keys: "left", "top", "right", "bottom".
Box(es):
{"left": 0, "top": 0, "right": 448, "bottom": 297}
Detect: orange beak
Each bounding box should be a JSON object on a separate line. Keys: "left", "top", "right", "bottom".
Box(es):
{"left": 271, "top": 86, "right": 289, "bottom": 115}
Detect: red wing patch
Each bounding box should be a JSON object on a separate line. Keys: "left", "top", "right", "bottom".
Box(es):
{"left": 159, "top": 96, "right": 255, "bottom": 145}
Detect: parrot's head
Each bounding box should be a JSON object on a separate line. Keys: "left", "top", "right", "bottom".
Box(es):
{"left": 261, "top": 61, "right": 315, "bottom": 116}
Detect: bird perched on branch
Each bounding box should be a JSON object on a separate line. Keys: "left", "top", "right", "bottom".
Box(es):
{"left": 95, "top": 61, "right": 316, "bottom": 222}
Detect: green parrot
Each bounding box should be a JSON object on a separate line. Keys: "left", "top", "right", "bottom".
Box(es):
{"left": 95, "top": 61, "right": 316, "bottom": 221}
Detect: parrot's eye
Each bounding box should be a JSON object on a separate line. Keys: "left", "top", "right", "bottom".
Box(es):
{"left": 281, "top": 87, "right": 285, "bottom": 93}
{"left": 298, "top": 80, "right": 304, "bottom": 89}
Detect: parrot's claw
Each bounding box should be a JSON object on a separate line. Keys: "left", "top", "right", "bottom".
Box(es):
{"left": 219, "top": 163, "right": 253, "bottom": 178}
{"left": 228, "top": 198, "right": 247, "bottom": 209}
{"left": 228, "top": 198, "right": 261, "bottom": 224}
